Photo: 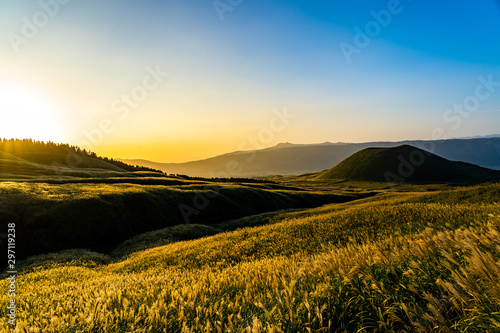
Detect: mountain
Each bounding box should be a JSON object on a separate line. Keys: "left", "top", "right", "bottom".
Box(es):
{"left": 456, "top": 134, "right": 500, "bottom": 139}
{"left": 316, "top": 145, "right": 500, "bottom": 183}
{"left": 120, "top": 137, "right": 500, "bottom": 178}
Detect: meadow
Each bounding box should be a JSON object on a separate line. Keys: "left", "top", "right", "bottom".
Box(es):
{"left": 1, "top": 182, "right": 499, "bottom": 332}
{"left": 0, "top": 178, "right": 355, "bottom": 261}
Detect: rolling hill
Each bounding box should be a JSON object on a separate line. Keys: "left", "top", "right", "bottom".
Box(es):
{"left": 0, "top": 139, "right": 365, "bottom": 262}
{"left": 120, "top": 137, "right": 500, "bottom": 177}
{"left": 316, "top": 145, "right": 500, "bottom": 183}
{"left": 2, "top": 139, "right": 500, "bottom": 331}
{"left": 0, "top": 139, "right": 162, "bottom": 178}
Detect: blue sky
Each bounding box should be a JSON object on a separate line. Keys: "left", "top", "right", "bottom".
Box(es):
{"left": 0, "top": 0, "right": 499, "bottom": 161}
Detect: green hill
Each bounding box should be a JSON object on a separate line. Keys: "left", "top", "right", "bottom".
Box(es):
{"left": 316, "top": 144, "right": 500, "bottom": 183}
{"left": 0, "top": 150, "right": 126, "bottom": 179}
{"left": 0, "top": 138, "right": 162, "bottom": 175}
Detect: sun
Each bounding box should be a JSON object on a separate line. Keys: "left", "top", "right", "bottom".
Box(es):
{"left": 0, "top": 82, "right": 62, "bottom": 142}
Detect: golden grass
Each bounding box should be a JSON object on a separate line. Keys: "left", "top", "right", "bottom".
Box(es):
{"left": 1, "top": 186, "right": 500, "bottom": 332}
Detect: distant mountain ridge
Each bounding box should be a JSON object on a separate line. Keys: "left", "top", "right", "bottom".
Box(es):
{"left": 120, "top": 137, "right": 500, "bottom": 178}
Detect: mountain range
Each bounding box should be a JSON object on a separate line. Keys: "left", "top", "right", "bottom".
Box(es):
{"left": 120, "top": 137, "right": 500, "bottom": 178}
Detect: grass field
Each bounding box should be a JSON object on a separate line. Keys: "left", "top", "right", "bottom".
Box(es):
{"left": 1, "top": 181, "right": 499, "bottom": 332}
{"left": 0, "top": 177, "right": 357, "bottom": 262}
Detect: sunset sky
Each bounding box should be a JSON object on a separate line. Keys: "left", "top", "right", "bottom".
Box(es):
{"left": 1, "top": 0, "right": 500, "bottom": 162}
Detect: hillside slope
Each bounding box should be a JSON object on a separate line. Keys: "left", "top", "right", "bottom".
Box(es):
{"left": 316, "top": 145, "right": 500, "bottom": 183}
{"left": 0, "top": 139, "right": 161, "bottom": 176}
{"left": 0, "top": 180, "right": 363, "bottom": 261}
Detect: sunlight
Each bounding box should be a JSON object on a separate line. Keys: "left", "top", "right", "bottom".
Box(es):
{"left": 0, "top": 82, "right": 61, "bottom": 142}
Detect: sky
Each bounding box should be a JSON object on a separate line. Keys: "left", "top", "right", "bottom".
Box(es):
{"left": 0, "top": 0, "right": 499, "bottom": 162}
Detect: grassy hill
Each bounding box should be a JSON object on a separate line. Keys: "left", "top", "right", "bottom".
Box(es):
{"left": 1, "top": 182, "right": 499, "bottom": 331}
{"left": 0, "top": 139, "right": 162, "bottom": 176}
{"left": 316, "top": 145, "right": 500, "bottom": 183}
{"left": 0, "top": 150, "right": 129, "bottom": 179}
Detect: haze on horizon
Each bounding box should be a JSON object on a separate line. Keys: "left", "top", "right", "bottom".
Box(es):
{"left": 1, "top": 0, "right": 499, "bottom": 163}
